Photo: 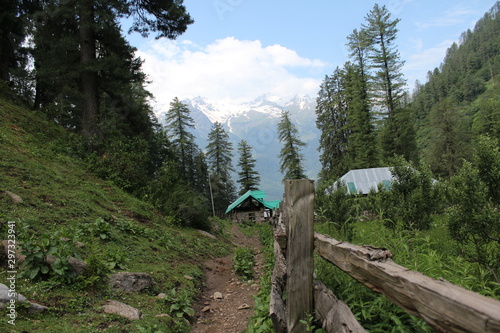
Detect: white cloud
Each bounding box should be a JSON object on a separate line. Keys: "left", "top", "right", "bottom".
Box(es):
{"left": 415, "top": 4, "right": 476, "bottom": 29}
{"left": 135, "top": 37, "right": 326, "bottom": 112}
{"left": 404, "top": 39, "right": 455, "bottom": 85}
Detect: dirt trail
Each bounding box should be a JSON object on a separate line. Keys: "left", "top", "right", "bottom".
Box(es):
{"left": 191, "top": 225, "right": 265, "bottom": 333}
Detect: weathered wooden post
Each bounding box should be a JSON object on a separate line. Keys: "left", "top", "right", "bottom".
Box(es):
{"left": 285, "top": 179, "right": 314, "bottom": 333}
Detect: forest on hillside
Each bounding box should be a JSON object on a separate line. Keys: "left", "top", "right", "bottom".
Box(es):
{"left": 307, "top": 4, "right": 500, "bottom": 331}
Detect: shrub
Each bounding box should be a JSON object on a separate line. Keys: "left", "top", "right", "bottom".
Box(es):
{"left": 315, "top": 180, "right": 354, "bottom": 240}
{"left": 448, "top": 161, "right": 500, "bottom": 279}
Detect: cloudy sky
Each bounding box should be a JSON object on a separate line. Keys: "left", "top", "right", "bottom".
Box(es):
{"left": 123, "top": 0, "right": 496, "bottom": 111}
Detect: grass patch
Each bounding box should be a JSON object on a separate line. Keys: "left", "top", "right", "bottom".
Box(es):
{"left": 0, "top": 98, "right": 232, "bottom": 332}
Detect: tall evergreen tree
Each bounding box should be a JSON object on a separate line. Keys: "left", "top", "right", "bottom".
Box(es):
{"left": 363, "top": 3, "right": 406, "bottom": 117}
{"left": 237, "top": 140, "right": 260, "bottom": 195}
{"left": 346, "top": 28, "right": 378, "bottom": 168}
{"left": 206, "top": 122, "right": 235, "bottom": 214}
{"left": 26, "top": 0, "right": 193, "bottom": 141}
{"left": 316, "top": 69, "right": 349, "bottom": 180}
{"left": 0, "top": 0, "right": 25, "bottom": 83}
{"left": 164, "top": 97, "right": 198, "bottom": 182}
{"left": 343, "top": 62, "right": 379, "bottom": 169}
{"left": 362, "top": 4, "right": 414, "bottom": 162}
{"left": 423, "top": 98, "right": 471, "bottom": 178}
{"left": 278, "top": 110, "right": 307, "bottom": 181}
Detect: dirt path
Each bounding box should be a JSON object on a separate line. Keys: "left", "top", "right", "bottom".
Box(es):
{"left": 191, "top": 225, "right": 265, "bottom": 333}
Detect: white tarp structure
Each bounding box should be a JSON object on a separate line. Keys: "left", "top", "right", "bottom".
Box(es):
{"left": 339, "top": 167, "right": 393, "bottom": 195}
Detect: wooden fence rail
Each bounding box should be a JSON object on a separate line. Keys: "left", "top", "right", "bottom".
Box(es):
{"left": 270, "top": 179, "right": 500, "bottom": 333}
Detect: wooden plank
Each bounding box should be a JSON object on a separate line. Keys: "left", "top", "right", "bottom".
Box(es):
{"left": 314, "top": 233, "right": 500, "bottom": 333}
{"left": 314, "top": 281, "right": 367, "bottom": 333}
{"left": 270, "top": 284, "right": 287, "bottom": 333}
{"left": 274, "top": 218, "right": 287, "bottom": 251}
{"left": 285, "top": 179, "right": 315, "bottom": 333}
{"left": 271, "top": 238, "right": 287, "bottom": 293}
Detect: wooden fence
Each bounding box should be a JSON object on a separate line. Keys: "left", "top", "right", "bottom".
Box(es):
{"left": 270, "top": 179, "right": 500, "bottom": 333}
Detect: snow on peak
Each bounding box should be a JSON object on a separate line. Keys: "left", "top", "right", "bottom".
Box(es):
{"left": 181, "top": 93, "right": 316, "bottom": 125}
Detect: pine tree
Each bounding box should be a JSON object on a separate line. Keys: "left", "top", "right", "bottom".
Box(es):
{"left": 277, "top": 110, "right": 307, "bottom": 181}
{"left": 363, "top": 4, "right": 406, "bottom": 117}
{"left": 346, "top": 28, "right": 378, "bottom": 168}
{"left": 315, "top": 69, "right": 349, "bottom": 180}
{"left": 0, "top": 0, "right": 25, "bottom": 82}
{"left": 206, "top": 122, "right": 235, "bottom": 214}
{"left": 423, "top": 98, "right": 471, "bottom": 178}
{"left": 27, "top": 0, "right": 193, "bottom": 141}
{"left": 237, "top": 140, "right": 260, "bottom": 195}
{"left": 343, "top": 62, "right": 378, "bottom": 169}
{"left": 164, "top": 97, "right": 198, "bottom": 182}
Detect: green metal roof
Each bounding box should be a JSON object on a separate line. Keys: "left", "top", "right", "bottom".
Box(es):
{"left": 225, "top": 190, "right": 280, "bottom": 214}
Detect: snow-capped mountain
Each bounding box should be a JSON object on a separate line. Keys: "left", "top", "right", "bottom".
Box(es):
{"left": 161, "top": 94, "right": 320, "bottom": 200}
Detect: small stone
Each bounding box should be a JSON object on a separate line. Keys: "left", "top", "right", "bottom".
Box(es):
{"left": 197, "top": 230, "right": 216, "bottom": 239}
{"left": 5, "top": 191, "right": 23, "bottom": 204}
{"left": 183, "top": 275, "right": 194, "bottom": 280}
{"left": 155, "top": 313, "right": 171, "bottom": 318}
{"left": 237, "top": 303, "right": 250, "bottom": 310}
{"left": 156, "top": 293, "right": 167, "bottom": 299}
{"left": 202, "top": 306, "right": 211, "bottom": 312}
{"left": 213, "top": 292, "right": 223, "bottom": 299}
{"left": 102, "top": 300, "right": 142, "bottom": 320}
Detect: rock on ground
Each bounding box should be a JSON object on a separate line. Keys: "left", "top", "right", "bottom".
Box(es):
{"left": 0, "top": 283, "right": 48, "bottom": 313}
{"left": 102, "top": 300, "right": 142, "bottom": 320}
{"left": 109, "top": 272, "right": 153, "bottom": 293}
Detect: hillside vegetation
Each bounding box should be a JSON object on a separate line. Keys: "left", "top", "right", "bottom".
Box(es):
{"left": 0, "top": 94, "right": 231, "bottom": 332}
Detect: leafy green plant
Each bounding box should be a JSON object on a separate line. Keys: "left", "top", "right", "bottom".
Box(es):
{"left": 18, "top": 234, "right": 78, "bottom": 283}
{"left": 19, "top": 236, "right": 57, "bottom": 280}
{"left": 88, "top": 217, "right": 113, "bottom": 240}
{"left": 163, "top": 288, "right": 195, "bottom": 320}
{"left": 104, "top": 249, "right": 130, "bottom": 270}
{"left": 300, "top": 312, "right": 325, "bottom": 333}
{"left": 233, "top": 247, "right": 255, "bottom": 280}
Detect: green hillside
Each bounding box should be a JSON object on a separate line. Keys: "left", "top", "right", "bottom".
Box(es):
{"left": 0, "top": 95, "right": 231, "bottom": 332}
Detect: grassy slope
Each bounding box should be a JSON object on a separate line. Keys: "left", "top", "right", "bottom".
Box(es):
{"left": 0, "top": 96, "right": 231, "bottom": 332}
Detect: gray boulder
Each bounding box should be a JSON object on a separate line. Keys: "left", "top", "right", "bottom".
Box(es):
{"left": 109, "top": 272, "right": 153, "bottom": 293}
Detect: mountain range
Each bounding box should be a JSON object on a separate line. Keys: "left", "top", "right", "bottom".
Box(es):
{"left": 158, "top": 94, "right": 320, "bottom": 200}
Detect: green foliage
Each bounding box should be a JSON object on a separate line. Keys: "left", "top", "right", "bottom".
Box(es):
{"left": 149, "top": 161, "right": 211, "bottom": 229}
{"left": 162, "top": 288, "right": 195, "bottom": 320}
{"left": 315, "top": 181, "right": 354, "bottom": 240}
{"left": 18, "top": 233, "right": 78, "bottom": 284}
{"left": 278, "top": 110, "right": 307, "bottom": 180}
{"left": 386, "top": 158, "right": 439, "bottom": 231}
{"left": 246, "top": 224, "right": 274, "bottom": 333}
{"left": 412, "top": 3, "right": 500, "bottom": 170}
{"left": 206, "top": 122, "right": 236, "bottom": 213}
{"left": 300, "top": 312, "right": 325, "bottom": 333}
{"left": 87, "top": 138, "right": 152, "bottom": 194}
{"left": 237, "top": 140, "right": 261, "bottom": 196}
{"left": 448, "top": 161, "right": 500, "bottom": 279}
{"left": 233, "top": 247, "right": 255, "bottom": 280}
{"left": 86, "top": 217, "right": 114, "bottom": 240}
{"left": 19, "top": 236, "right": 58, "bottom": 281}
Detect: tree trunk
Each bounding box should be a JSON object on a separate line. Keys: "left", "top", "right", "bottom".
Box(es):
{"left": 79, "top": 0, "right": 99, "bottom": 140}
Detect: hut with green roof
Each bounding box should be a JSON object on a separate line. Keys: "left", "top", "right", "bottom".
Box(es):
{"left": 225, "top": 190, "right": 280, "bottom": 223}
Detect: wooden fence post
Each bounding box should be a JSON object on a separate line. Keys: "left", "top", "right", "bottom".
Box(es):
{"left": 285, "top": 179, "right": 314, "bottom": 333}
